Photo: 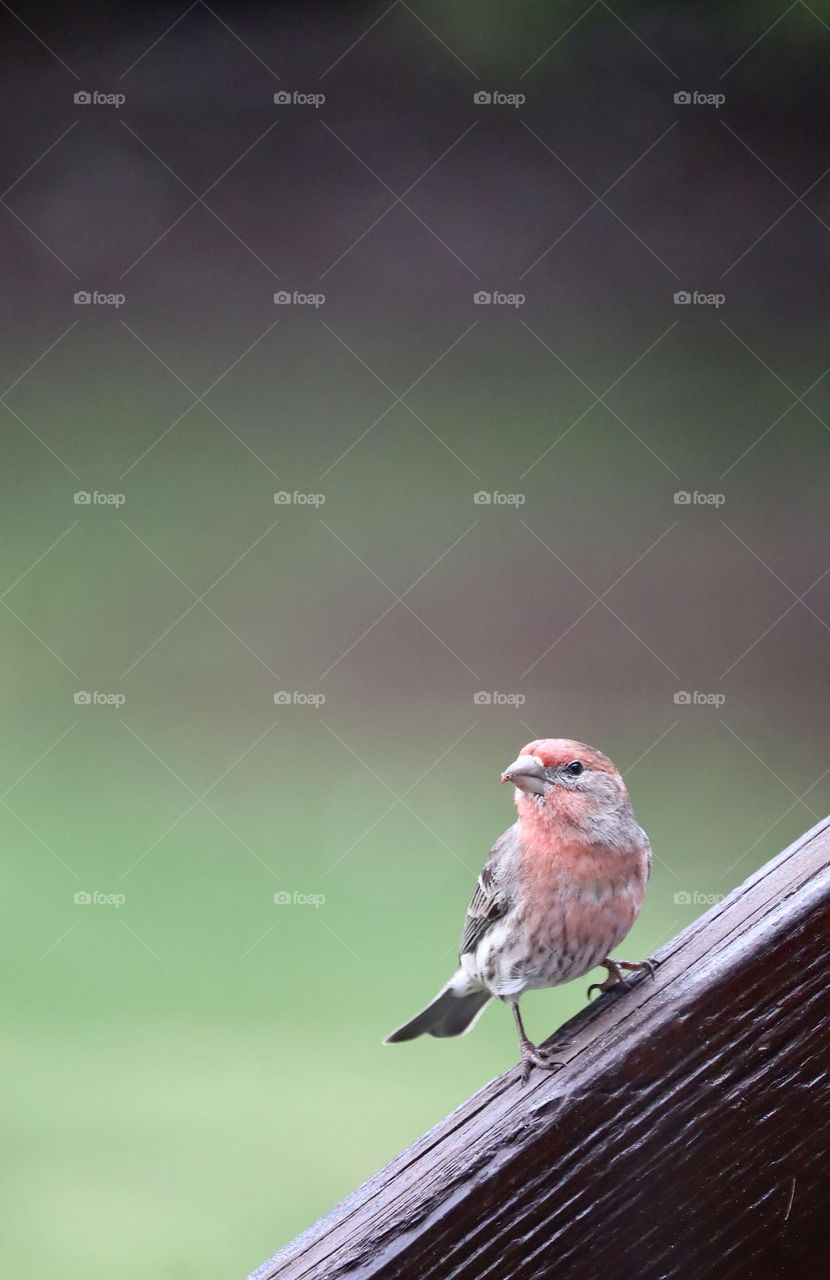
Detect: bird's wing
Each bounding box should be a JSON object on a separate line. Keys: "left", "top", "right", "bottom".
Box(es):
{"left": 458, "top": 828, "right": 517, "bottom": 959}
{"left": 642, "top": 829, "right": 653, "bottom": 880}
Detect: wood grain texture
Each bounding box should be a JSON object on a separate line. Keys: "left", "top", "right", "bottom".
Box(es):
{"left": 250, "top": 817, "right": 830, "bottom": 1280}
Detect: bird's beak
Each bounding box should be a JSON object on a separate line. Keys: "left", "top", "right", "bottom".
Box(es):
{"left": 500, "top": 754, "right": 548, "bottom": 796}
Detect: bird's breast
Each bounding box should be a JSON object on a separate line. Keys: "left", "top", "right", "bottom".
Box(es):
{"left": 474, "top": 836, "right": 648, "bottom": 996}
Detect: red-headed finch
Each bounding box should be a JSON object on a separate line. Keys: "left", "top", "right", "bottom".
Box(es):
{"left": 385, "top": 738, "right": 655, "bottom": 1082}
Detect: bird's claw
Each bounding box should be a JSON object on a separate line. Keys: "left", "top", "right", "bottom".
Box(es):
{"left": 518, "top": 1044, "right": 566, "bottom": 1086}
{"left": 587, "top": 977, "right": 624, "bottom": 999}
{"left": 619, "top": 956, "right": 661, "bottom": 981}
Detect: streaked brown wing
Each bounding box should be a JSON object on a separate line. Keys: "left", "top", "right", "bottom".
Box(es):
{"left": 458, "top": 832, "right": 513, "bottom": 958}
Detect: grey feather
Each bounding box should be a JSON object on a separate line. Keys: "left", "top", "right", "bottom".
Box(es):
{"left": 384, "top": 985, "right": 491, "bottom": 1042}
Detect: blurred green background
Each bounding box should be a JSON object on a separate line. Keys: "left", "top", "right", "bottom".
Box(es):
{"left": 2, "top": 2, "right": 829, "bottom": 1277}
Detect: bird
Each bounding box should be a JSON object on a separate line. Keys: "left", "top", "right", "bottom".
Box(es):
{"left": 385, "top": 738, "right": 655, "bottom": 1082}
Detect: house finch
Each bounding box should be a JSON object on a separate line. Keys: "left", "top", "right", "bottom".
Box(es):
{"left": 385, "top": 738, "right": 654, "bottom": 1082}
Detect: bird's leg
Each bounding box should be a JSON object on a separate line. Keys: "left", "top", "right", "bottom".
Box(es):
{"left": 617, "top": 957, "right": 659, "bottom": 977}
{"left": 509, "top": 1001, "right": 565, "bottom": 1085}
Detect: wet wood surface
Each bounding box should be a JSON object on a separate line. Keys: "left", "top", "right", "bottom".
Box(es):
{"left": 250, "top": 816, "right": 830, "bottom": 1280}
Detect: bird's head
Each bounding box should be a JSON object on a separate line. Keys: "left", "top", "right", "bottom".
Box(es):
{"left": 501, "top": 738, "right": 630, "bottom": 835}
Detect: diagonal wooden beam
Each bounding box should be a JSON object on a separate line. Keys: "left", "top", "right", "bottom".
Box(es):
{"left": 250, "top": 815, "right": 830, "bottom": 1280}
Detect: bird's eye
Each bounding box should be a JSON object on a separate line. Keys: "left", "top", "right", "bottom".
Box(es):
{"left": 565, "top": 760, "right": 583, "bottom": 776}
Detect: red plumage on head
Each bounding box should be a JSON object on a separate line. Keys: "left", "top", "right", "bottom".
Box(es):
{"left": 519, "top": 738, "right": 620, "bottom": 777}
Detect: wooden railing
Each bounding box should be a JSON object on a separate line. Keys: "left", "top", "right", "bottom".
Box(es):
{"left": 249, "top": 816, "right": 830, "bottom": 1280}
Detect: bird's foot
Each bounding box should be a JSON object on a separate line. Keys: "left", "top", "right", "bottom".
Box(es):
{"left": 518, "top": 1040, "right": 566, "bottom": 1086}
{"left": 588, "top": 955, "right": 661, "bottom": 998}
{"left": 587, "top": 958, "right": 625, "bottom": 999}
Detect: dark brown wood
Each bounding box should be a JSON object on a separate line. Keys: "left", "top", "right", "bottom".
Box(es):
{"left": 251, "top": 817, "right": 830, "bottom": 1280}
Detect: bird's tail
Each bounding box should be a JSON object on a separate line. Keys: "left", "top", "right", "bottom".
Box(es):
{"left": 384, "top": 979, "right": 491, "bottom": 1043}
